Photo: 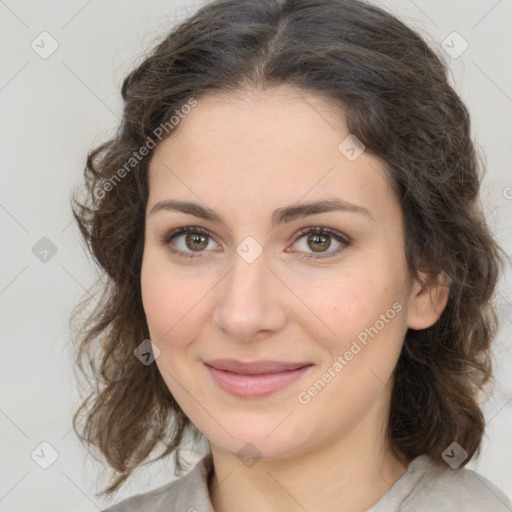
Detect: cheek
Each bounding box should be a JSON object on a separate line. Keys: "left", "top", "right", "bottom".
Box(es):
{"left": 296, "top": 269, "right": 406, "bottom": 356}
{"left": 141, "top": 268, "right": 172, "bottom": 336}
{"left": 140, "top": 256, "right": 204, "bottom": 347}
{"left": 141, "top": 263, "right": 206, "bottom": 401}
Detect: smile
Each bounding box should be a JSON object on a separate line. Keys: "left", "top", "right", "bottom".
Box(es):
{"left": 204, "top": 359, "right": 314, "bottom": 398}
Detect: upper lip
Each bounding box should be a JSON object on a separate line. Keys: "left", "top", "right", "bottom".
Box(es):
{"left": 205, "top": 359, "right": 312, "bottom": 375}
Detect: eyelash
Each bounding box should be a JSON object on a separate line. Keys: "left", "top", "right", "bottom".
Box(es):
{"left": 161, "top": 226, "right": 351, "bottom": 260}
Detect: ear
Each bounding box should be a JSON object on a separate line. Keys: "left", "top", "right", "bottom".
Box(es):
{"left": 406, "top": 271, "right": 451, "bottom": 330}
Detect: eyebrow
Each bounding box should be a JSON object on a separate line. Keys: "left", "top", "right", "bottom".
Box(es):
{"left": 149, "top": 197, "right": 374, "bottom": 227}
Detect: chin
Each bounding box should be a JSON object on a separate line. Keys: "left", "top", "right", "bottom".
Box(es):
{"left": 205, "top": 414, "right": 316, "bottom": 461}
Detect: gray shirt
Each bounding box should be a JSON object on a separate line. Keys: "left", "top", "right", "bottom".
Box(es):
{"left": 103, "top": 453, "right": 512, "bottom": 511}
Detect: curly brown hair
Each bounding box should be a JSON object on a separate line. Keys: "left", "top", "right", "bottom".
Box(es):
{"left": 71, "top": 0, "right": 505, "bottom": 495}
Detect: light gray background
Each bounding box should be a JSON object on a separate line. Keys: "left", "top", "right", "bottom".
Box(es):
{"left": 1, "top": 1, "right": 511, "bottom": 510}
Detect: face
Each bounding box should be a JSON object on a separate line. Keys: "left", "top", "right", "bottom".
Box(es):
{"left": 140, "top": 85, "right": 436, "bottom": 461}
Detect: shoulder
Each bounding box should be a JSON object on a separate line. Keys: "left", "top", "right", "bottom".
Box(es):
{"left": 101, "top": 453, "right": 214, "bottom": 512}
{"left": 372, "top": 454, "right": 512, "bottom": 512}
{"left": 418, "top": 462, "right": 512, "bottom": 511}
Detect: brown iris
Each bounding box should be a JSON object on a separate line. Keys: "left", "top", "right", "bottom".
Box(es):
{"left": 308, "top": 233, "right": 331, "bottom": 252}
{"left": 185, "top": 233, "right": 208, "bottom": 251}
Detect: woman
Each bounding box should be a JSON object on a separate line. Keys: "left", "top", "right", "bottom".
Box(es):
{"left": 71, "top": 0, "right": 511, "bottom": 510}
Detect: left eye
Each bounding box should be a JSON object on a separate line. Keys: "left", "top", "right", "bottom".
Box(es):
{"left": 289, "top": 227, "right": 350, "bottom": 258}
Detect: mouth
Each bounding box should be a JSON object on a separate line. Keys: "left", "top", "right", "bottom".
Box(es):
{"left": 204, "top": 359, "right": 313, "bottom": 398}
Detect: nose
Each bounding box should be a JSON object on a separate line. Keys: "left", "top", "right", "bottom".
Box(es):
{"left": 212, "top": 248, "right": 287, "bottom": 342}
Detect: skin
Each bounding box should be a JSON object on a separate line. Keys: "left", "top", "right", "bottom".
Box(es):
{"left": 140, "top": 85, "right": 449, "bottom": 512}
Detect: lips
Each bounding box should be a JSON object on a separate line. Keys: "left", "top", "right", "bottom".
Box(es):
{"left": 204, "top": 359, "right": 313, "bottom": 398}
{"left": 205, "top": 359, "right": 310, "bottom": 374}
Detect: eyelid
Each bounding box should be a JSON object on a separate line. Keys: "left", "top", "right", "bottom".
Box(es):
{"left": 293, "top": 226, "right": 351, "bottom": 245}
{"left": 162, "top": 225, "right": 212, "bottom": 244}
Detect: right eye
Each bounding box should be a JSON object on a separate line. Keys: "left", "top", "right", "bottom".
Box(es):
{"left": 162, "top": 226, "right": 221, "bottom": 258}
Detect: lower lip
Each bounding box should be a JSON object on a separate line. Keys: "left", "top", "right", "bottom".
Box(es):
{"left": 205, "top": 364, "right": 313, "bottom": 398}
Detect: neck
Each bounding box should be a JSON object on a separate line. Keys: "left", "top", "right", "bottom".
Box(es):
{"left": 208, "top": 415, "right": 408, "bottom": 512}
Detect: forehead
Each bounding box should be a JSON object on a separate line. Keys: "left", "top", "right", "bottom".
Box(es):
{"left": 153, "top": 85, "right": 348, "bottom": 166}
{"left": 148, "top": 85, "right": 397, "bottom": 221}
